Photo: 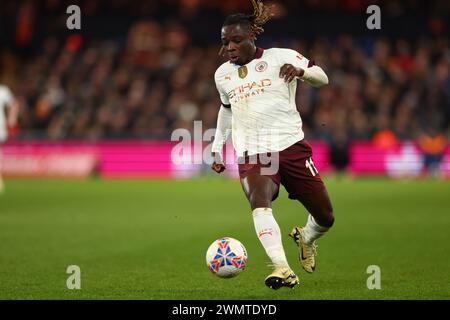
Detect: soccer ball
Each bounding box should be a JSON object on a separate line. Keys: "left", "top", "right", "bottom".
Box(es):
{"left": 206, "top": 237, "right": 248, "bottom": 278}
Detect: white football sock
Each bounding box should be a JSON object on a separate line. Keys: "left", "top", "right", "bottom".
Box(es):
{"left": 252, "top": 208, "right": 289, "bottom": 268}
{"left": 302, "top": 215, "right": 329, "bottom": 245}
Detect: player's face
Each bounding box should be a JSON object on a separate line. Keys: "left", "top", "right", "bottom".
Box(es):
{"left": 221, "top": 24, "right": 256, "bottom": 66}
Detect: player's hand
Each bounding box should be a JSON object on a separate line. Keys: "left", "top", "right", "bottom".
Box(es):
{"left": 279, "top": 64, "right": 304, "bottom": 83}
{"left": 212, "top": 162, "right": 225, "bottom": 174}
{"left": 211, "top": 152, "right": 226, "bottom": 174}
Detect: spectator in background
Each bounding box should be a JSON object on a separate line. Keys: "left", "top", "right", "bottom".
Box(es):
{"left": 0, "top": 0, "right": 448, "bottom": 145}
{"left": 418, "top": 128, "right": 447, "bottom": 177}
{"left": 329, "top": 127, "right": 350, "bottom": 178}
{"left": 372, "top": 115, "right": 399, "bottom": 150}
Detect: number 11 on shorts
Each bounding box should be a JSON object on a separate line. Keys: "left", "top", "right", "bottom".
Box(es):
{"left": 306, "top": 157, "right": 319, "bottom": 176}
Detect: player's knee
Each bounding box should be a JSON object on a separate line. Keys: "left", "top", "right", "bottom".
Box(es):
{"left": 321, "top": 211, "right": 334, "bottom": 228}
{"left": 315, "top": 210, "right": 334, "bottom": 228}
{"left": 248, "top": 192, "right": 271, "bottom": 210}
{"left": 322, "top": 200, "right": 335, "bottom": 228}
{"left": 325, "top": 213, "right": 335, "bottom": 228}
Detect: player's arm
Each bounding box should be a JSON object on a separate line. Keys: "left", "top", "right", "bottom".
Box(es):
{"left": 279, "top": 49, "right": 329, "bottom": 87}
{"left": 297, "top": 64, "right": 328, "bottom": 87}
{"left": 211, "top": 73, "right": 232, "bottom": 174}
{"left": 6, "top": 98, "right": 19, "bottom": 128}
{"left": 211, "top": 104, "right": 232, "bottom": 173}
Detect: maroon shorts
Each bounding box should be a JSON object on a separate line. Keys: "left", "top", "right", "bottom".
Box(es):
{"left": 238, "top": 140, "right": 325, "bottom": 200}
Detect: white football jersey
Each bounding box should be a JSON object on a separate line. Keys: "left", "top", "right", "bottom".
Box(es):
{"left": 214, "top": 48, "right": 310, "bottom": 157}
{"left": 0, "top": 85, "right": 13, "bottom": 142}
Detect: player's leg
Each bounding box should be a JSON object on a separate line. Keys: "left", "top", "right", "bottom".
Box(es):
{"left": 289, "top": 188, "right": 334, "bottom": 273}
{"left": 239, "top": 166, "right": 298, "bottom": 289}
{"left": 297, "top": 187, "right": 334, "bottom": 229}
{"left": 242, "top": 172, "right": 290, "bottom": 267}
{"left": 240, "top": 169, "right": 278, "bottom": 210}
{"left": 279, "top": 140, "right": 334, "bottom": 273}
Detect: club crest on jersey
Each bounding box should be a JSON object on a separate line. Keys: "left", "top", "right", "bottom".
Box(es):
{"left": 255, "top": 61, "right": 268, "bottom": 72}
{"left": 238, "top": 66, "right": 248, "bottom": 79}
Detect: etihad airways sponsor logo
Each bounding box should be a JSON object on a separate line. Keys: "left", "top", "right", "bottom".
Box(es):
{"left": 227, "top": 79, "right": 272, "bottom": 100}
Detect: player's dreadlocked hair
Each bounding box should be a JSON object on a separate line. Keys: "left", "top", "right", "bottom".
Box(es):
{"left": 224, "top": 0, "right": 274, "bottom": 35}
{"left": 219, "top": 0, "right": 274, "bottom": 55}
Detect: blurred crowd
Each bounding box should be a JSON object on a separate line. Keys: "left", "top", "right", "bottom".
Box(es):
{"left": 0, "top": 0, "right": 449, "bottom": 145}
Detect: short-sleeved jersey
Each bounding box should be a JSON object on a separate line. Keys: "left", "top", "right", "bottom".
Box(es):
{"left": 0, "top": 85, "right": 13, "bottom": 142}
{"left": 214, "top": 48, "right": 310, "bottom": 157}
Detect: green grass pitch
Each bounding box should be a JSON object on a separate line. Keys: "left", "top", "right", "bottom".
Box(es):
{"left": 0, "top": 177, "right": 449, "bottom": 300}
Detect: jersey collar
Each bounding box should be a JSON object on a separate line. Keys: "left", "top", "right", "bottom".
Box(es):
{"left": 231, "top": 47, "right": 264, "bottom": 67}
{"left": 254, "top": 47, "right": 264, "bottom": 60}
